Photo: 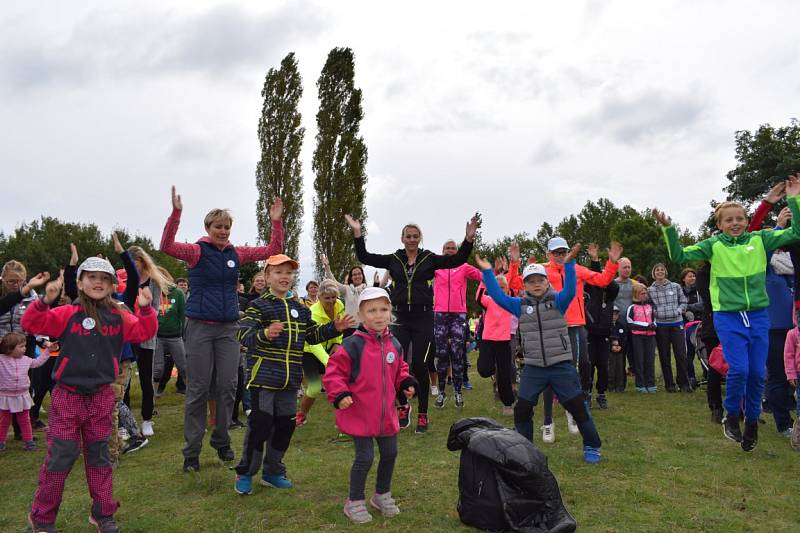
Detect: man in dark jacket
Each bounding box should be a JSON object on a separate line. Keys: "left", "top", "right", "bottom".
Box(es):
{"left": 581, "top": 258, "right": 620, "bottom": 409}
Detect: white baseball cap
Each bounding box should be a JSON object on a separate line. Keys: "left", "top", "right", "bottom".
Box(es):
{"left": 522, "top": 263, "right": 547, "bottom": 280}
{"left": 358, "top": 287, "right": 391, "bottom": 306}
{"left": 77, "top": 257, "right": 117, "bottom": 283}
{"left": 547, "top": 237, "right": 569, "bottom": 251}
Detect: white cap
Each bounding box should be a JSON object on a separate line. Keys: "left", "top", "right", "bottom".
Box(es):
{"left": 77, "top": 257, "right": 117, "bottom": 283}
{"left": 547, "top": 237, "right": 569, "bottom": 251}
{"left": 522, "top": 263, "right": 547, "bottom": 280}
{"left": 358, "top": 287, "right": 391, "bottom": 306}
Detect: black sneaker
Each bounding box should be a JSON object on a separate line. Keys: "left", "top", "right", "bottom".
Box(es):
{"left": 217, "top": 445, "right": 235, "bottom": 464}
{"left": 723, "top": 415, "right": 743, "bottom": 443}
{"left": 123, "top": 436, "right": 149, "bottom": 454}
{"left": 597, "top": 394, "right": 608, "bottom": 409}
{"left": 741, "top": 420, "right": 758, "bottom": 452}
{"left": 711, "top": 407, "right": 723, "bottom": 425}
{"left": 183, "top": 456, "right": 200, "bottom": 472}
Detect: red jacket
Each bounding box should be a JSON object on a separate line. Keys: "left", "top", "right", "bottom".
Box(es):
{"left": 546, "top": 259, "right": 618, "bottom": 327}
{"left": 323, "top": 328, "right": 416, "bottom": 437}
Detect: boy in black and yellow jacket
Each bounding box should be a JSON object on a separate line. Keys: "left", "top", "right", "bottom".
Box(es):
{"left": 233, "top": 254, "right": 354, "bottom": 495}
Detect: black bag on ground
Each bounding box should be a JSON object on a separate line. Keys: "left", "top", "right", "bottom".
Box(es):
{"left": 447, "top": 417, "right": 576, "bottom": 533}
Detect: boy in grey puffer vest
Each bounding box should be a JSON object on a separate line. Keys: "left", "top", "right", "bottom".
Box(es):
{"left": 477, "top": 247, "right": 604, "bottom": 465}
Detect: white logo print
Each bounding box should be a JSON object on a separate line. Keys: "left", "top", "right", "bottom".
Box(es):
{"left": 290, "top": 309, "right": 299, "bottom": 318}
{"left": 386, "top": 352, "right": 396, "bottom": 363}
{"left": 526, "top": 306, "right": 534, "bottom": 314}
{"left": 82, "top": 317, "right": 96, "bottom": 330}
{"left": 227, "top": 260, "right": 235, "bottom": 268}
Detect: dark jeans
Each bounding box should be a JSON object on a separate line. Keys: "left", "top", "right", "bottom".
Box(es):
{"left": 124, "top": 345, "right": 154, "bottom": 420}
{"left": 631, "top": 335, "right": 657, "bottom": 388}
{"left": 543, "top": 326, "right": 585, "bottom": 425}
{"left": 766, "top": 329, "right": 795, "bottom": 432}
{"left": 235, "top": 389, "right": 295, "bottom": 477}
{"left": 477, "top": 339, "right": 515, "bottom": 406}
{"left": 655, "top": 325, "right": 690, "bottom": 390}
{"left": 581, "top": 334, "right": 609, "bottom": 394}
{"left": 349, "top": 435, "right": 398, "bottom": 501}
{"left": 393, "top": 309, "right": 433, "bottom": 414}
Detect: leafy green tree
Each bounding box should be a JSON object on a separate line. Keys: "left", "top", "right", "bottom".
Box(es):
{"left": 255, "top": 52, "right": 305, "bottom": 259}
{"left": 312, "top": 47, "right": 368, "bottom": 280}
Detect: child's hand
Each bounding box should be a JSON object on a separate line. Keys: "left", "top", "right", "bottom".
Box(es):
{"left": 171, "top": 185, "right": 183, "bottom": 211}
{"left": 44, "top": 275, "right": 63, "bottom": 304}
{"left": 265, "top": 322, "right": 284, "bottom": 340}
{"left": 652, "top": 208, "right": 671, "bottom": 226}
{"left": 587, "top": 243, "right": 600, "bottom": 262}
{"left": 334, "top": 314, "right": 357, "bottom": 332}
{"left": 765, "top": 181, "right": 786, "bottom": 203}
{"left": 112, "top": 232, "right": 124, "bottom": 254}
{"left": 403, "top": 386, "right": 415, "bottom": 399}
{"left": 137, "top": 287, "right": 153, "bottom": 308}
{"left": 69, "top": 243, "right": 79, "bottom": 266}
{"left": 465, "top": 215, "right": 480, "bottom": 243}
{"left": 494, "top": 256, "right": 508, "bottom": 273}
{"left": 344, "top": 214, "right": 362, "bottom": 237}
{"left": 339, "top": 396, "right": 353, "bottom": 409}
{"left": 24, "top": 272, "right": 51, "bottom": 294}
{"left": 474, "top": 255, "right": 492, "bottom": 270}
{"left": 777, "top": 206, "right": 792, "bottom": 228}
{"left": 269, "top": 197, "right": 283, "bottom": 221}
{"left": 564, "top": 243, "right": 582, "bottom": 263}
{"left": 785, "top": 174, "right": 800, "bottom": 197}
{"left": 607, "top": 241, "right": 623, "bottom": 262}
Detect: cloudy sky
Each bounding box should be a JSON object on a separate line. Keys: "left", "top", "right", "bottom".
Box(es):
{"left": 2, "top": 0, "right": 798, "bottom": 287}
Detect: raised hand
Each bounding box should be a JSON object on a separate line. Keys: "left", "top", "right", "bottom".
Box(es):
{"left": 112, "top": 232, "right": 124, "bottom": 254}
{"left": 474, "top": 255, "right": 492, "bottom": 270}
{"left": 44, "top": 275, "right": 63, "bottom": 304}
{"left": 69, "top": 243, "right": 79, "bottom": 266}
{"left": 320, "top": 254, "right": 330, "bottom": 267}
{"left": 765, "top": 181, "right": 786, "bottom": 204}
{"left": 344, "top": 215, "right": 362, "bottom": 237}
{"left": 587, "top": 243, "right": 600, "bottom": 262}
{"left": 509, "top": 242, "right": 520, "bottom": 262}
{"left": 607, "top": 241, "right": 624, "bottom": 262}
{"left": 269, "top": 197, "right": 284, "bottom": 221}
{"left": 465, "top": 215, "right": 480, "bottom": 242}
{"left": 564, "top": 243, "right": 582, "bottom": 264}
{"left": 785, "top": 174, "right": 800, "bottom": 197}
{"left": 652, "top": 208, "right": 671, "bottom": 227}
{"left": 171, "top": 185, "right": 183, "bottom": 211}
{"left": 334, "top": 314, "right": 357, "bottom": 332}
{"left": 265, "top": 321, "right": 285, "bottom": 340}
{"left": 137, "top": 287, "right": 153, "bottom": 308}
{"left": 23, "top": 272, "right": 51, "bottom": 296}
{"left": 777, "top": 206, "right": 792, "bottom": 228}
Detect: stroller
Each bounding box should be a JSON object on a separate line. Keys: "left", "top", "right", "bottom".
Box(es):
{"left": 688, "top": 321, "right": 712, "bottom": 387}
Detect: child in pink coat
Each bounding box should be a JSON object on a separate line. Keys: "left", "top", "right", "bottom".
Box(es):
{"left": 0, "top": 332, "right": 51, "bottom": 451}
{"left": 783, "top": 314, "right": 800, "bottom": 449}
{"left": 324, "top": 287, "right": 417, "bottom": 524}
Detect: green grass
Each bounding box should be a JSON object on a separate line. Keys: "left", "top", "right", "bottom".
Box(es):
{"left": 1, "top": 352, "right": 797, "bottom": 532}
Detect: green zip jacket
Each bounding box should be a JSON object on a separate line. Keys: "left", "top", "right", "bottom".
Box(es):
{"left": 662, "top": 194, "right": 800, "bottom": 312}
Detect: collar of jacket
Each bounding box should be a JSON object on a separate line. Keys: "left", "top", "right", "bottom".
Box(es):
{"left": 355, "top": 325, "right": 391, "bottom": 339}
{"left": 717, "top": 231, "right": 752, "bottom": 246}
{"left": 197, "top": 236, "right": 234, "bottom": 251}
{"left": 547, "top": 259, "right": 564, "bottom": 272}
{"left": 394, "top": 248, "right": 432, "bottom": 263}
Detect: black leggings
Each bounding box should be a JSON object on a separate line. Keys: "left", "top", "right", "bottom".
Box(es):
{"left": 393, "top": 309, "right": 433, "bottom": 414}
{"left": 477, "top": 339, "right": 515, "bottom": 406}
{"left": 124, "top": 345, "right": 154, "bottom": 420}
{"left": 581, "top": 334, "right": 609, "bottom": 394}
{"left": 30, "top": 357, "right": 55, "bottom": 421}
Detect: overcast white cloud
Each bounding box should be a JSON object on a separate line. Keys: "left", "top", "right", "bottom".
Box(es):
{"left": 1, "top": 0, "right": 799, "bottom": 288}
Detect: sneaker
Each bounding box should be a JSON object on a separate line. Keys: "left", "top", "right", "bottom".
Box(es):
{"left": 398, "top": 404, "right": 412, "bottom": 429}
{"left": 791, "top": 419, "right": 800, "bottom": 451}
{"left": 141, "top": 420, "right": 154, "bottom": 437}
{"left": 28, "top": 512, "right": 58, "bottom": 533}
{"left": 566, "top": 412, "right": 579, "bottom": 435}
{"left": 234, "top": 474, "right": 253, "bottom": 495}
{"left": 217, "top": 446, "right": 235, "bottom": 464}
{"left": 415, "top": 413, "right": 428, "bottom": 434}
{"left": 434, "top": 393, "right": 447, "bottom": 409}
{"left": 741, "top": 420, "right": 758, "bottom": 452}
{"left": 463, "top": 381, "right": 473, "bottom": 390}
{"left": 583, "top": 445, "right": 602, "bottom": 464}
{"left": 295, "top": 411, "right": 307, "bottom": 428}
{"left": 596, "top": 394, "right": 608, "bottom": 409}
{"left": 183, "top": 456, "right": 200, "bottom": 472}
{"left": 636, "top": 387, "right": 647, "bottom": 393}
{"left": 430, "top": 384, "right": 440, "bottom": 397}
{"left": 89, "top": 512, "right": 120, "bottom": 533}
{"left": 646, "top": 387, "right": 657, "bottom": 394}
{"left": 541, "top": 423, "right": 555, "bottom": 443}
{"left": 369, "top": 491, "right": 400, "bottom": 517}
{"left": 723, "top": 415, "right": 743, "bottom": 443}
{"left": 711, "top": 407, "right": 724, "bottom": 425}
{"left": 454, "top": 392, "right": 464, "bottom": 408}
{"left": 24, "top": 440, "right": 38, "bottom": 451}
{"left": 261, "top": 472, "right": 293, "bottom": 489}
{"left": 344, "top": 499, "right": 373, "bottom": 524}
{"left": 123, "top": 436, "right": 149, "bottom": 454}
{"left": 31, "top": 419, "right": 48, "bottom": 430}
{"left": 502, "top": 405, "right": 514, "bottom": 416}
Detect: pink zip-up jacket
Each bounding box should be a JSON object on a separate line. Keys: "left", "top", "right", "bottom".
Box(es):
{"left": 476, "top": 284, "right": 513, "bottom": 341}
{"left": 0, "top": 349, "right": 50, "bottom": 397}
{"left": 433, "top": 264, "right": 483, "bottom": 313}
{"left": 784, "top": 327, "right": 800, "bottom": 381}
{"left": 323, "top": 328, "right": 417, "bottom": 437}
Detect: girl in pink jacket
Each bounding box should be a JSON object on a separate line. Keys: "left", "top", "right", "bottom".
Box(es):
{"left": 475, "top": 275, "right": 515, "bottom": 412}
{"left": 783, "top": 317, "right": 800, "bottom": 448}
{"left": 324, "top": 288, "right": 417, "bottom": 525}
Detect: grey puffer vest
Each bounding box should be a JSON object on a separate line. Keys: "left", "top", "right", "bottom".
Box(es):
{"left": 518, "top": 290, "right": 572, "bottom": 367}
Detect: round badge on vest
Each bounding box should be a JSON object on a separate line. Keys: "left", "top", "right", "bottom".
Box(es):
{"left": 227, "top": 260, "right": 235, "bottom": 268}
{"left": 667, "top": 291, "right": 673, "bottom": 296}
{"left": 170, "top": 299, "right": 175, "bottom": 304}
{"left": 82, "top": 317, "right": 96, "bottom": 330}
{"left": 526, "top": 306, "right": 534, "bottom": 314}
{"left": 290, "top": 309, "right": 299, "bottom": 318}
{"left": 386, "top": 352, "right": 395, "bottom": 363}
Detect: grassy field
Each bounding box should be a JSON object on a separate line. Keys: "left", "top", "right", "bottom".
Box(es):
{"left": 1, "top": 352, "right": 797, "bottom": 532}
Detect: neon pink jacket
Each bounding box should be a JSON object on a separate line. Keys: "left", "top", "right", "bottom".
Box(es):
{"left": 323, "top": 328, "right": 417, "bottom": 437}
{"left": 433, "top": 264, "right": 482, "bottom": 313}
{"left": 784, "top": 327, "right": 800, "bottom": 381}
{"left": 476, "top": 284, "right": 513, "bottom": 341}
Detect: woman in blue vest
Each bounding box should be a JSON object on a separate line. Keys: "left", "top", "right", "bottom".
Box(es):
{"left": 160, "top": 186, "right": 284, "bottom": 472}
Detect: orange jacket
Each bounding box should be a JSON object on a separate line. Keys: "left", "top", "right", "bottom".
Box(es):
{"left": 545, "top": 259, "right": 618, "bottom": 326}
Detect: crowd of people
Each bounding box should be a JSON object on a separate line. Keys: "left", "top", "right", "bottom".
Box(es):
{"left": 3, "top": 178, "right": 800, "bottom": 530}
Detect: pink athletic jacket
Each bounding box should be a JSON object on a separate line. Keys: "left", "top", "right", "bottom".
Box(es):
{"left": 433, "top": 264, "right": 483, "bottom": 313}
{"left": 323, "top": 328, "right": 417, "bottom": 437}
{"left": 784, "top": 327, "right": 800, "bottom": 381}
{"left": 477, "top": 284, "right": 513, "bottom": 341}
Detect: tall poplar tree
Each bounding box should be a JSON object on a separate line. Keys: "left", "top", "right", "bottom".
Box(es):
{"left": 255, "top": 52, "right": 304, "bottom": 259}
{"left": 312, "top": 47, "right": 368, "bottom": 279}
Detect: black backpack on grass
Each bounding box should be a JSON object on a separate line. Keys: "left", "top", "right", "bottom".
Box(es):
{"left": 447, "top": 417, "right": 576, "bottom": 533}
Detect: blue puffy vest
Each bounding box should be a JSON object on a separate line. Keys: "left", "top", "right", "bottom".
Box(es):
{"left": 185, "top": 241, "right": 241, "bottom": 322}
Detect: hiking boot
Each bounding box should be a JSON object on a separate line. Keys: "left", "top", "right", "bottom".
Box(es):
{"left": 434, "top": 393, "right": 447, "bottom": 409}
{"left": 596, "top": 394, "right": 608, "bottom": 410}
{"left": 24, "top": 440, "right": 38, "bottom": 451}
{"left": 234, "top": 474, "right": 253, "bottom": 495}
{"left": 415, "top": 413, "right": 428, "bottom": 434}
{"left": 454, "top": 393, "right": 464, "bottom": 408}
{"left": 183, "top": 456, "right": 200, "bottom": 472}
{"left": 261, "top": 472, "right": 293, "bottom": 489}
{"left": 711, "top": 407, "right": 723, "bottom": 425}
{"left": 398, "top": 404, "right": 411, "bottom": 429}
{"left": 122, "top": 436, "right": 149, "bottom": 454}
{"left": 566, "top": 412, "right": 579, "bottom": 435}
{"left": 295, "top": 411, "right": 307, "bottom": 428}
{"left": 723, "top": 415, "right": 742, "bottom": 443}
{"left": 583, "top": 446, "right": 602, "bottom": 464}
{"left": 791, "top": 418, "right": 800, "bottom": 451}
{"left": 89, "top": 512, "right": 120, "bottom": 533}
{"left": 344, "top": 499, "right": 373, "bottom": 524}
{"left": 541, "top": 423, "right": 555, "bottom": 443}
{"left": 217, "top": 446, "right": 235, "bottom": 464}
{"left": 370, "top": 491, "right": 400, "bottom": 517}
{"left": 28, "top": 512, "right": 57, "bottom": 533}
{"left": 741, "top": 420, "right": 758, "bottom": 452}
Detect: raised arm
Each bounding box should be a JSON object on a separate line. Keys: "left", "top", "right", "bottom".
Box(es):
{"left": 579, "top": 241, "right": 622, "bottom": 288}
{"left": 749, "top": 182, "right": 786, "bottom": 231}
{"left": 476, "top": 255, "right": 521, "bottom": 317}
{"left": 654, "top": 209, "right": 713, "bottom": 264}
{"left": 236, "top": 200, "right": 285, "bottom": 263}
{"left": 321, "top": 254, "right": 348, "bottom": 293}
{"left": 160, "top": 186, "right": 201, "bottom": 267}
{"left": 761, "top": 180, "right": 800, "bottom": 250}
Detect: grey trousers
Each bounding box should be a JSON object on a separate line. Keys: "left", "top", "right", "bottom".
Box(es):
{"left": 182, "top": 319, "right": 240, "bottom": 458}
{"left": 153, "top": 336, "right": 186, "bottom": 381}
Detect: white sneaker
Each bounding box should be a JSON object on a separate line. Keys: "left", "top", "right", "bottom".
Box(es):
{"left": 245, "top": 409, "right": 252, "bottom": 417}
{"left": 141, "top": 420, "right": 155, "bottom": 437}
{"left": 431, "top": 385, "right": 440, "bottom": 397}
{"left": 566, "top": 412, "right": 579, "bottom": 434}
{"left": 541, "top": 423, "right": 555, "bottom": 443}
